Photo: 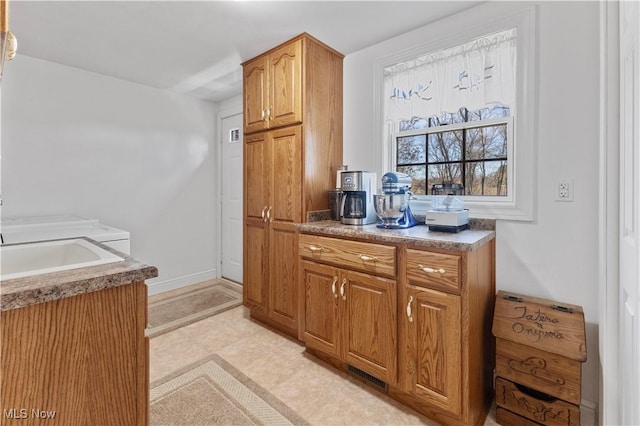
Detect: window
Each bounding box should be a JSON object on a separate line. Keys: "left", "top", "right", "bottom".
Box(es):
{"left": 375, "top": 6, "right": 537, "bottom": 221}
{"left": 395, "top": 104, "right": 512, "bottom": 196}
{"left": 385, "top": 28, "right": 516, "bottom": 200}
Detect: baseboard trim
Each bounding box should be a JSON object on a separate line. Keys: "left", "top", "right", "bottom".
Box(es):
{"left": 581, "top": 398, "right": 598, "bottom": 426}
{"left": 146, "top": 269, "right": 218, "bottom": 296}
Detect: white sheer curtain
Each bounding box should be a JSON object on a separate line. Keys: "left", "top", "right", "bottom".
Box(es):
{"left": 384, "top": 28, "right": 517, "bottom": 122}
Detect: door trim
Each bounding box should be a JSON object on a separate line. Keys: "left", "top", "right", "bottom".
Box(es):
{"left": 599, "top": 2, "right": 620, "bottom": 424}
{"left": 216, "top": 103, "right": 243, "bottom": 281}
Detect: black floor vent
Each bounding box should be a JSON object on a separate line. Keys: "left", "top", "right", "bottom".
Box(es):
{"left": 347, "top": 365, "right": 388, "bottom": 391}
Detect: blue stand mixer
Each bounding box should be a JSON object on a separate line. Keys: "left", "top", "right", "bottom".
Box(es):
{"left": 373, "top": 172, "right": 419, "bottom": 229}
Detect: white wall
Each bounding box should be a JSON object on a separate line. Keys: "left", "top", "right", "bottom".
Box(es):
{"left": 344, "top": 0, "right": 601, "bottom": 416}
{"left": 1, "top": 55, "right": 219, "bottom": 293}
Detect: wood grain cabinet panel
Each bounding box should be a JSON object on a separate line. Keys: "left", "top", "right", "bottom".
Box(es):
{"left": 1, "top": 282, "right": 148, "bottom": 426}
{"left": 242, "top": 34, "right": 343, "bottom": 337}
{"left": 400, "top": 286, "right": 462, "bottom": 415}
{"left": 406, "top": 249, "right": 461, "bottom": 294}
{"left": 268, "top": 40, "right": 302, "bottom": 129}
{"left": 344, "top": 270, "right": 397, "bottom": 383}
{"left": 301, "top": 261, "right": 398, "bottom": 384}
{"left": 243, "top": 55, "right": 269, "bottom": 134}
{"left": 299, "top": 234, "right": 396, "bottom": 277}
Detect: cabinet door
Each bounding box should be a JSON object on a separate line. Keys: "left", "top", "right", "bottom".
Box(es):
{"left": 402, "top": 286, "right": 462, "bottom": 416}
{"left": 243, "top": 56, "right": 269, "bottom": 134}
{"left": 268, "top": 222, "right": 298, "bottom": 330}
{"left": 269, "top": 39, "right": 302, "bottom": 129}
{"left": 343, "top": 270, "right": 397, "bottom": 384}
{"left": 302, "top": 261, "right": 340, "bottom": 358}
{"left": 270, "top": 126, "right": 302, "bottom": 223}
{"left": 243, "top": 218, "right": 268, "bottom": 312}
{"left": 243, "top": 132, "right": 269, "bottom": 312}
{"left": 244, "top": 133, "right": 270, "bottom": 221}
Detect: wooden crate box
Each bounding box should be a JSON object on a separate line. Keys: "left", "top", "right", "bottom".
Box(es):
{"left": 492, "top": 291, "right": 587, "bottom": 426}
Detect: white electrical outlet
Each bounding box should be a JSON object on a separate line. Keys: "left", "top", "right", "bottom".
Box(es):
{"left": 555, "top": 179, "right": 574, "bottom": 201}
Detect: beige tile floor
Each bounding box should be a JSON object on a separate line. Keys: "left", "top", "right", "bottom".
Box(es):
{"left": 149, "top": 304, "right": 498, "bottom": 426}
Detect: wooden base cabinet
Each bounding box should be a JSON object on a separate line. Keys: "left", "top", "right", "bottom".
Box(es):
{"left": 394, "top": 243, "right": 496, "bottom": 426}
{"left": 299, "top": 231, "right": 496, "bottom": 426}
{"left": 242, "top": 33, "right": 343, "bottom": 338}
{"left": 1, "top": 282, "right": 149, "bottom": 426}
{"left": 301, "top": 260, "right": 398, "bottom": 385}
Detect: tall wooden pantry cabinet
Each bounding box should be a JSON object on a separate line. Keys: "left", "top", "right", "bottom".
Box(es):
{"left": 242, "top": 33, "right": 343, "bottom": 337}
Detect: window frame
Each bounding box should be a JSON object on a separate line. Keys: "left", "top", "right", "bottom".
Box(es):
{"left": 374, "top": 5, "right": 538, "bottom": 221}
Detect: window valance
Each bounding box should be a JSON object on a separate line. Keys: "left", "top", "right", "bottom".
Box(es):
{"left": 384, "top": 28, "right": 517, "bottom": 122}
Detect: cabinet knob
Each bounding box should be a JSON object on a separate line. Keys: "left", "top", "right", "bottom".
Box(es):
{"left": 406, "top": 296, "right": 414, "bottom": 323}
{"left": 307, "top": 245, "right": 325, "bottom": 253}
{"left": 418, "top": 264, "right": 445, "bottom": 274}
{"left": 358, "top": 254, "right": 378, "bottom": 262}
{"left": 340, "top": 278, "right": 346, "bottom": 301}
{"left": 331, "top": 276, "right": 338, "bottom": 298}
{"left": 261, "top": 206, "right": 268, "bottom": 221}
{"left": 266, "top": 206, "right": 273, "bottom": 223}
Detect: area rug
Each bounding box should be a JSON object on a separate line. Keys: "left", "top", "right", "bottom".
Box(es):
{"left": 147, "top": 279, "right": 243, "bottom": 338}
{"left": 150, "top": 354, "right": 309, "bottom": 426}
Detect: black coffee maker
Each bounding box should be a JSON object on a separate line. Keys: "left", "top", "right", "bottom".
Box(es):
{"left": 340, "top": 171, "right": 378, "bottom": 225}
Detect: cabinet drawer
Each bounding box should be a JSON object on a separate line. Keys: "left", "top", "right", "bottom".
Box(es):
{"left": 495, "top": 377, "right": 580, "bottom": 426}
{"left": 406, "top": 248, "right": 461, "bottom": 293}
{"left": 299, "top": 234, "right": 396, "bottom": 277}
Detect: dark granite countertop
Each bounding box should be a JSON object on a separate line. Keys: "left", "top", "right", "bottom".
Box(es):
{"left": 1, "top": 238, "right": 158, "bottom": 311}
{"left": 297, "top": 220, "right": 495, "bottom": 252}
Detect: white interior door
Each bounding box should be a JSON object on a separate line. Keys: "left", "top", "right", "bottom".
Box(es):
{"left": 221, "top": 113, "right": 243, "bottom": 283}
{"left": 619, "top": 2, "right": 640, "bottom": 424}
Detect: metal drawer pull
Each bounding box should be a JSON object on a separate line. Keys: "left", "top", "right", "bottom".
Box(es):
{"left": 418, "top": 264, "right": 445, "bottom": 274}
{"left": 307, "top": 245, "right": 325, "bottom": 253}
{"left": 340, "top": 278, "right": 346, "bottom": 301}
{"left": 358, "top": 254, "right": 378, "bottom": 262}
{"left": 406, "top": 296, "right": 414, "bottom": 323}
{"left": 331, "top": 276, "right": 338, "bottom": 298}
{"left": 261, "top": 206, "right": 268, "bottom": 221}
{"left": 266, "top": 206, "right": 272, "bottom": 223}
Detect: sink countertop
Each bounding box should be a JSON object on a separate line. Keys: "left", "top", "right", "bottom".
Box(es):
{"left": 297, "top": 220, "right": 495, "bottom": 252}
{"left": 1, "top": 238, "right": 158, "bottom": 311}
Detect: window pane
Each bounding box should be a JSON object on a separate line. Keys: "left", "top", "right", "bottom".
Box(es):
{"left": 397, "top": 135, "right": 426, "bottom": 165}
{"left": 397, "top": 165, "right": 426, "bottom": 195}
{"left": 427, "top": 163, "right": 462, "bottom": 194}
{"left": 428, "top": 131, "right": 463, "bottom": 162}
{"left": 466, "top": 124, "right": 507, "bottom": 160}
{"left": 465, "top": 160, "right": 508, "bottom": 196}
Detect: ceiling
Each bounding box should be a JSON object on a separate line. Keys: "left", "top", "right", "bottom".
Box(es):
{"left": 9, "top": 1, "right": 481, "bottom": 103}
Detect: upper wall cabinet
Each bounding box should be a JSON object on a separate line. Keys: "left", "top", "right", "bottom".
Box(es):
{"left": 244, "top": 34, "right": 341, "bottom": 135}
{"left": 245, "top": 40, "right": 302, "bottom": 133}
{"left": 243, "top": 39, "right": 302, "bottom": 134}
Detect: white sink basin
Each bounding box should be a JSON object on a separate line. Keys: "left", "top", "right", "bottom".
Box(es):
{"left": 1, "top": 238, "right": 124, "bottom": 281}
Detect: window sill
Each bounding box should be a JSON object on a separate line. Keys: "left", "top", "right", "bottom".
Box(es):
{"left": 409, "top": 197, "right": 534, "bottom": 222}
